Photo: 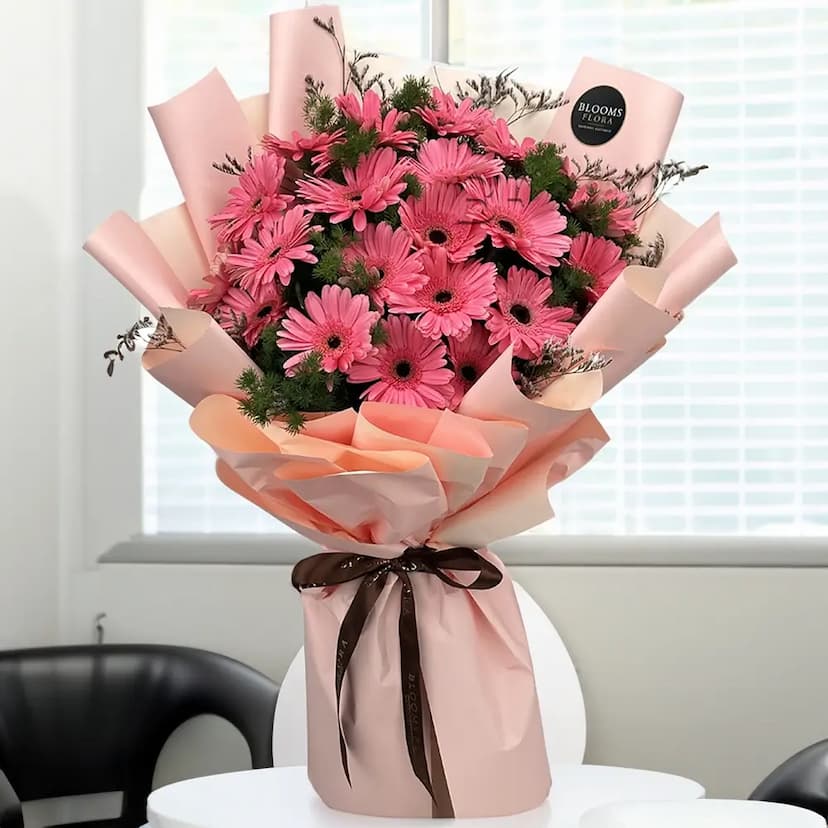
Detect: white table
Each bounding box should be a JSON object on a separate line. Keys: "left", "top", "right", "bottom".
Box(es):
{"left": 581, "top": 799, "right": 826, "bottom": 827}
{"left": 147, "top": 764, "right": 704, "bottom": 828}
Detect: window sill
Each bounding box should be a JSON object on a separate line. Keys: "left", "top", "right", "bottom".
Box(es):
{"left": 100, "top": 533, "right": 828, "bottom": 567}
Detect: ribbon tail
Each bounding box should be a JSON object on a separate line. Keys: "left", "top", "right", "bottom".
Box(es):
{"left": 398, "top": 571, "right": 454, "bottom": 816}
{"left": 335, "top": 569, "right": 388, "bottom": 786}
{"left": 423, "top": 679, "right": 455, "bottom": 818}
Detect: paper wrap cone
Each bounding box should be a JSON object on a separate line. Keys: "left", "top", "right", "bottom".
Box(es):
{"left": 83, "top": 5, "right": 737, "bottom": 818}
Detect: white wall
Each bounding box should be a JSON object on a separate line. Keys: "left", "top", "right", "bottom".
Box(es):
{"left": 59, "top": 561, "right": 828, "bottom": 800}
{"left": 0, "top": 1, "right": 74, "bottom": 647}
{"left": 0, "top": 0, "right": 142, "bottom": 648}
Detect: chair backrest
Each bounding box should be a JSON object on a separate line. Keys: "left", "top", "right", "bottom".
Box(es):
{"left": 580, "top": 799, "right": 826, "bottom": 827}
{"left": 0, "top": 645, "right": 279, "bottom": 827}
{"left": 751, "top": 739, "right": 828, "bottom": 819}
{"left": 272, "top": 582, "right": 586, "bottom": 766}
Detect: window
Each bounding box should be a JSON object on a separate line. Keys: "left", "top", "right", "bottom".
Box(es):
{"left": 141, "top": 0, "right": 428, "bottom": 533}
{"left": 141, "top": 0, "right": 828, "bottom": 538}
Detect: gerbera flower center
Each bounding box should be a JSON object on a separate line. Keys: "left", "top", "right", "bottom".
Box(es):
{"left": 268, "top": 246, "right": 283, "bottom": 259}
{"left": 497, "top": 218, "right": 517, "bottom": 234}
{"left": 509, "top": 304, "right": 532, "bottom": 325}
{"left": 460, "top": 364, "right": 478, "bottom": 382}
{"left": 327, "top": 335, "right": 342, "bottom": 349}
{"left": 257, "top": 305, "right": 273, "bottom": 318}
{"left": 252, "top": 197, "right": 263, "bottom": 210}
{"left": 428, "top": 228, "right": 449, "bottom": 244}
{"left": 434, "top": 290, "right": 453, "bottom": 304}
{"left": 395, "top": 360, "right": 412, "bottom": 379}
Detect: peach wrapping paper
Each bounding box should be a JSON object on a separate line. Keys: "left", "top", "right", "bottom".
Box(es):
{"left": 83, "top": 6, "right": 737, "bottom": 818}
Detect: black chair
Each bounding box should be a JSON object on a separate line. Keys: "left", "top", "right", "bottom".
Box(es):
{"left": 750, "top": 738, "right": 828, "bottom": 819}
{"left": 0, "top": 644, "right": 280, "bottom": 828}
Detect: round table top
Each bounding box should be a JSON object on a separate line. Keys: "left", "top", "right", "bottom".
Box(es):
{"left": 147, "top": 764, "right": 705, "bottom": 828}
{"left": 580, "top": 799, "right": 826, "bottom": 827}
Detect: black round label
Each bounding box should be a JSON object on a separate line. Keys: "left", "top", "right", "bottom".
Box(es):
{"left": 570, "top": 85, "right": 626, "bottom": 146}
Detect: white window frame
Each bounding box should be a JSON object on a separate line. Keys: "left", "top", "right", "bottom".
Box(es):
{"left": 81, "top": 0, "right": 828, "bottom": 568}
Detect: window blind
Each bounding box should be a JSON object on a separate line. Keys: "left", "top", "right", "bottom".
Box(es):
{"left": 141, "top": 0, "right": 828, "bottom": 536}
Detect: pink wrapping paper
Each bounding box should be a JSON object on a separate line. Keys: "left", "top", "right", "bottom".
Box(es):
{"left": 83, "top": 212, "right": 189, "bottom": 317}
{"left": 150, "top": 70, "right": 257, "bottom": 256}
{"left": 83, "top": 6, "right": 737, "bottom": 818}
{"left": 302, "top": 549, "right": 549, "bottom": 818}
{"left": 545, "top": 57, "right": 684, "bottom": 192}
{"left": 268, "top": 6, "right": 346, "bottom": 136}
{"left": 143, "top": 308, "right": 258, "bottom": 407}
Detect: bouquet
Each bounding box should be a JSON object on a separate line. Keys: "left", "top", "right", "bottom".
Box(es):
{"left": 85, "top": 5, "right": 736, "bottom": 819}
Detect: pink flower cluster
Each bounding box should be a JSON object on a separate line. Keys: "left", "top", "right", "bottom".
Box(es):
{"left": 193, "top": 85, "right": 637, "bottom": 411}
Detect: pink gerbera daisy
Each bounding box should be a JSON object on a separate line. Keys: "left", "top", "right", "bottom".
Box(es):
{"left": 467, "top": 176, "right": 571, "bottom": 273}
{"left": 277, "top": 285, "right": 377, "bottom": 374}
{"left": 415, "top": 88, "right": 493, "bottom": 137}
{"left": 568, "top": 233, "right": 626, "bottom": 302}
{"left": 219, "top": 286, "right": 285, "bottom": 349}
{"left": 478, "top": 118, "right": 537, "bottom": 162}
{"left": 208, "top": 153, "right": 293, "bottom": 244}
{"left": 412, "top": 138, "right": 503, "bottom": 185}
{"left": 399, "top": 182, "right": 486, "bottom": 262}
{"left": 569, "top": 182, "right": 637, "bottom": 239}
{"left": 349, "top": 315, "right": 452, "bottom": 408}
{"left": 486, "top": 266, "right": 575, "bottom": 359}
{"left": 297, "top": 147, "right": 409, "bottom": 232}
{"left": 447, "top": 323, "right": 498, "bottom": 409}
{"left": 188, "top": 252, "right": 233, "bottom": 315}
{"left": 388, "top": 248, "right": 497, "bottom": 340}
{"left": 226, "top": 206, "right": 320, "bottom": 297}
{"left": 343, "top": 222, "right": 426, "bottom": 308}
{"left": 336, "top": 89, "right": 418, "bottom": 151}
{"left": 262, "top": 129, "right": 344, "bottom": 170}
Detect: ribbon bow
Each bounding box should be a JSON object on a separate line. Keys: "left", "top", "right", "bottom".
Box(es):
{"left": 292, "top": 545, "right": 502, "bottom": 818}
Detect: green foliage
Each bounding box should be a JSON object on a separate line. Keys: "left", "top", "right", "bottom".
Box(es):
{"left": 403, "top": 172, "right": 423, "bottom": 198}
{"left": 328, "top": 121, "right": 378, "bottom": 168}
{"left": 342, "top": 260, "right": 380, "bottom": 294}
{"left": 302, "top": 76, "right": 339, "bottom": 134}
{"left": 523, "top": 143, "right": 577, "bottom": 202}
{"left": 313, "top": 247, "right": 345, "bottom": 284}
{"left": 311, "top": 225, "right": 349, "bottom": 250}
{"left": 565, "top": 215, "right": 583, "bottom": 238}
{"left": 550, "top": 265, "right": 592, "bottom": 309}
{"left": 250, "top": 325, "right": 283, "bottom": 374}
{"left": 401, "top": 111, "right": 430, "bottom": 142}
{"left": 371, "top": 321, "right": 388, "bottom": 346}
{"left": 309, "top": 224, "right": 352, "bottom": 285}
{"left": 377, "top": 203, "right": 402, "bottom": 228}
{"left": 390, "top": 75, "right": 433, "bottom": 113}
{"left": 237, "top": 351, "right": 345, "bottom": 434}
{"left": 573, "top": 197, "right": 614, "bottom": 238}
{"left": 619, "top": 232, "right": 642, "bottom": 252}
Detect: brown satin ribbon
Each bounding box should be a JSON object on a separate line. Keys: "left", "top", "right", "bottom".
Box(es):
{"left": 292, "top": 545, "right": 502, "bottom": 819}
